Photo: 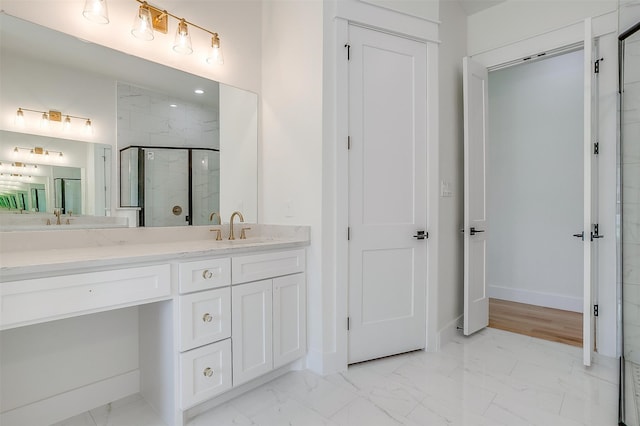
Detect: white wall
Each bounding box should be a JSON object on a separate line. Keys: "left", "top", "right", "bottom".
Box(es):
{"left": 467, "top": 0, "right": 618, "bottom": 55}
{"left": 436, "top": 0, "right": 467, "bottom": 344}
{"left": 487, "top": 50, "right": 584, "bottom": 312}
{"left": 359, "top": 0, "right": 439, "bottom": 20}
{"left": 261, "top": 0, "right": 324, "bottom": 371}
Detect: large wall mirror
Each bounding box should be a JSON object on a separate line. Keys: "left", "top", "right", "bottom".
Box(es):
{"left": 0, "top": 13, "right": 257, "bottom": 230}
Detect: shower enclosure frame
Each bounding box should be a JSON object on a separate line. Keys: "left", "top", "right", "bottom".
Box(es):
{"left": 618, "top": 18, "right": 640, "bottom": 426}
{"left": 119, "top": 145, "right": 220, "bottom": 227}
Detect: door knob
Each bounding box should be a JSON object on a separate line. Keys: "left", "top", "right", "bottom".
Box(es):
{"left": 470, "top": 227, "right": 485, "bottom": 236}
{"left": 413, "top": 230, "right": 429, "bottom": 240}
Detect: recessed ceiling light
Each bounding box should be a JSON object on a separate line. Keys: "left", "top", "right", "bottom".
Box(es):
{"left": 170, "top": 104, "right": 177, "bottom": 108}
{"left": 194, "top": 89, "right": 204, "bottom": 94}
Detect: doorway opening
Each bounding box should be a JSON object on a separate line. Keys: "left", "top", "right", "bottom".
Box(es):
{"left": 485, "top": 48, "right": 585, "bottom": 347}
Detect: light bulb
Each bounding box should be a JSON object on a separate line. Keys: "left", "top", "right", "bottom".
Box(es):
{"left": 131, "top": 3, "right": 154, "bottom": 41}
{"left": 85, "top": 119, "right": 93, "bottom": 134}
{"left": 40, "top": 112, "right": 49, "bottom": 129}
{"left": 15, "top": 108, "right": 24, "bottom": 126}
{"left": 206, "top": 33, "right": 224, "bottom": 65}
{"left": 173, "top": 19, "right": 193, "bottom": 55}
{"left": 83, "top": 0, "right": 109, "bottom": 24}
{"left": 64, "top": 116, "right": 72, "bottom": 131}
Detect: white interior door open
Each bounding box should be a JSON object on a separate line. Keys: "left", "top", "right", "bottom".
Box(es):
{"left": 347, "top": 25, "right": 427, "bottom": 364}
{"left": 582, "top": 18, "right": 596, "bottom": 367}
{"left": 463, "top": 56, "right": 489, "bottom": 336}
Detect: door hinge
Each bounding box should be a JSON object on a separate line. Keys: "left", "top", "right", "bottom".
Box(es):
{"left": 345, "top": 43, "right": 351, "bottom": 61}
{"left": 594, "top": 142, "right": 599, "bottom": 155}
{"left": 591, "top": 223, "right": 604, "bottom": 241}
{"left": 348, "top": 136, "right": 351, "bottom": 150}
{"left": 347, "top": 317, "right": 351, "bottom": 331}
{"left": 347, "top": 227, "right": 350, "bottom": 240}
{"left": 594, "top": 57, "right": 603, "bottom": 74}
{"left": 594, "top": 304, "right": 599, "bottom": 317}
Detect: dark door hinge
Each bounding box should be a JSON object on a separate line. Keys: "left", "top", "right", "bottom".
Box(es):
{"left": 347, "top": 227, "right": 350, "bottom": 240}
{"left": 594, "top": 142, "right": 599, "bottom": 155}
{"left": 345, "top": 43, "right": 351, "bottom": 60}
{"left": 591, "top": 223, "right": 604, "bottom": 241}
{"left": 594, "top": 57, "right": 604, "bottom": 74}
{"left": 594, "top": 304, "right": 599, "bottom": 317}
{"left": 348, "top": 136, "right": 351, "bottom": 150}
{"left": 347, "top": 317, "right": 351, "bottom": 330}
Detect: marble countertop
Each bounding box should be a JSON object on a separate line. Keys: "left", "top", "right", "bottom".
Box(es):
{"left": 0, "top": 225, "right": 310, "bottom": 280}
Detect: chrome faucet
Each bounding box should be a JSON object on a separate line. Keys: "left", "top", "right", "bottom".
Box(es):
{"left": 209, "top": 212, "right": 221, "bottom": 224}
{"left": 229, "top": 211, "right": 244, "bottom": 240}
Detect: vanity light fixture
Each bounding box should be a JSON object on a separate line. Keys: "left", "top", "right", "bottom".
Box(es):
{"left": 15, "top": 108, "right": 92, "bottom": 134}
{"left": 83, "top": 0, "right": 109, "bottom": 24}
{"left": 13, "top": 146, "right": 64, "bottom": 159}
{"left": 86, "top": 0, "right": 223, "bottom": 64}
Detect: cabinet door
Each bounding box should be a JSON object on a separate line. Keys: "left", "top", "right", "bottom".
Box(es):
{"left": 179, "top": 287, "right": 231, "bottom": 352}
{"left": 232, "top": 280, "right": 273, "bottom": 386}
{"left": 273, "top": 273, "right": 306, "bottom": 368}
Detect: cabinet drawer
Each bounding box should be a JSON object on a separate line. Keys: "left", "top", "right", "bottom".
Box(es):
{"left": 178, "top": 258, "right": 230, "bottom": 293}
{"left": 180, "top": 339, "right": 232, "bottom": 409}
{"left": 1, "top": 264, "right": 171, "bottom": 330}
{"left": 232, "top": 249, "right": 305, "bottom": 284}
{"left": 179, "top": 287, "right": 231, "bottom": 352}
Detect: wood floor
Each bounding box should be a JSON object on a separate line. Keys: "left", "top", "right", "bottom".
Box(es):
{"left": 488, "top": 298, "right": 583, "bottom": 347}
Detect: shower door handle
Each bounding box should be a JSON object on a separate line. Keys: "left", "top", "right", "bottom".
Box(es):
{"left": 572, "top": 232, "right": 584, "bottom": 240}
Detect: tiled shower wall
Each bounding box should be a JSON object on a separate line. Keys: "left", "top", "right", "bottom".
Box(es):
{"left": 117, "top": 82, "right": 219, "bottom": 149}
{"left": 623, "top": 29, "right": 640, "bottom": 363}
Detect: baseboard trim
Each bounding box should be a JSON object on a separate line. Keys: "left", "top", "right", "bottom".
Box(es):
{"left": 488, "top": 285, "right": 582, "bottom": 313}
{"left": 0, "top": 370, "right": 140, "bottom": 426}
{"left": 437, "top": 314, "right": 463, "bottom": 350}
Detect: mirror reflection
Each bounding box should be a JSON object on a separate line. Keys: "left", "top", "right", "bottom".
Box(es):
{"left": 0, "top": 13, "right": 257, "bottom": 230}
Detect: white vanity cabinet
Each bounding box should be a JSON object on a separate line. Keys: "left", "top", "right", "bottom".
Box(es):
{"left": 0, "top": 237, "right": 308, "bottom": 426}
{"left": 231, "top": 249, "right": 306, "bottom": 386}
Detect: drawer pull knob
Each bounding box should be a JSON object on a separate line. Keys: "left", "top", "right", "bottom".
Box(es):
{"left": 203, "top": 367, "right": 214, "bottom": 377}
{"left": 202, "top": 313, "right": 213, "bottom": 322}
{"left": 202, "top": 270, "right": 213, "bottom": 279}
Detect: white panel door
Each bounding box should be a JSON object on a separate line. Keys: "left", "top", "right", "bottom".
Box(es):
{"left": 463, "top": 56, "right": 489, "bottom": 336}
{"left": 347, "top": 25, "right": 427, "bottom": 364}
{"left": 231, "top": 279, "right": 272, "bottom": 386}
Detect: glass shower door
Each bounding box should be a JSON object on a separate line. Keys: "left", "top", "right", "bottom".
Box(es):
{"left": 192, "top": 149, "right": 220, "bottom": 226}
{"left": 143, "top": 148, "right": 190, "bottom": 227}
{"left": 620, "top": 16, "right": 640, "bottom": 426}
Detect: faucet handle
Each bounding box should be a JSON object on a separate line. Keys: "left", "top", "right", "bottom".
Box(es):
{"left": 210, "top": 228, "right": 223, "bottom": 241}
{"left": 240, "top": 227, "right": 251, "bottom": 240}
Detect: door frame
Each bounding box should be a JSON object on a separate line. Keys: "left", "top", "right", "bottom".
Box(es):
{"left": 469, "top": 16, "right": 617, "bottom": 362}
{"left": 334, "top": 17, "right": 440, "bottom": 369}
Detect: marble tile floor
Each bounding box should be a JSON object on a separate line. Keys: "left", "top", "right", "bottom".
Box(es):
{"left": 53, "top": 328, "right": 619, "bottom": 426}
